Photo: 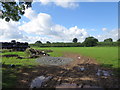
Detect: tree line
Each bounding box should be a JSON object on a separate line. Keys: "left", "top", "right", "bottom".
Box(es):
{"left": 30, "top": 37, "right": 120, "bottom": 47}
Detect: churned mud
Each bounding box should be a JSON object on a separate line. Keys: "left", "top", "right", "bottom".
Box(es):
{"left": 15, "top": 53, "right": 119, "bottom": 88}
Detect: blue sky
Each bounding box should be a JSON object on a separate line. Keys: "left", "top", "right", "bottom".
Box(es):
{"left": 0, "top": 2, "right": 118, "bottom": 43}
{"left": 33, "top": 2, "right": 117, "bottom": 27}
{"left": 31, "top": 2, "right": 118, "bottom": 35}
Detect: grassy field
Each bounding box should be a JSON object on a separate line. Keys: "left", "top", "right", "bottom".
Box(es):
{"left": 1, "top": 47, "right": 119, "bottom": 88}
{"left": 1, "top": 51, "right": 38, "bottom": 66}
{"left": 1, "top": 50, "right": 39, "bottom": 88}
{"left": 2, "top": 47, "right": 118, "bottom": 68}
{"left": 33, "top": 47, "right": 119, "bottom": 68}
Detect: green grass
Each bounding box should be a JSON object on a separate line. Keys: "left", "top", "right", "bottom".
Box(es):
{"left": 1, "top": 50, "right": 39, "bottom": 88}
{"left": 2, "top": 57, "right": 38, "bottom": 66}
{"left": 1, "top": 47, "right": 119, "bottom": 88}
{"left": 2, "top": 65, "right": 35, "bottom": 88}
{"left": 33, "top": 47, "right": 119, "bottom": 68}
{"left": 1, "top": 50, "right": 39, "bottom": 65}
{"left": 1, "top": 51, "right": 26, "bottom": 57}
{"left": 2, "top": 68, "right": 18, "bottom": 88}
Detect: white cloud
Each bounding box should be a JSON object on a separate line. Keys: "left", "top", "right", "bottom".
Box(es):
{"left": 38, "top": 0, "right": 52, "bottom": 5}
{"left": 24, "top": 8, "right": 37, "bottom": 20}
{"left": 19, "top": 9, "right": 89, "bottom": 43}
{"left": 0, "top": 8, "right": 118, "bottom": 43}
{"left": 83, "top": 0, "right": 119, "bottom": 1}
{"left": 3, "top": 0, "right": 119, "bottom": 2}
{"left": 0, "top": 9, "right": 89, "bottom": 43}
{"left": 32, "top": 0, "right": 119, "bottom": 10}
{"left": 20, "top": 12, "right": 54, "bottom": 35}
{"left": 95, "top": 29, "right": 118, "bottom": 41}
{"left": 38, "top": 0, "right": 79, "bottom": 9}
{"left": 34, "top": 0, "right": 119, "bottom": 3}
{"left": 102, "top": 28, "right": 107, "bottom": 31}
{"left": 0, "top": 19, "right": 28, "bottom": 42}
{"left": 53, "top": 0, "right": 79, "bottom": 9}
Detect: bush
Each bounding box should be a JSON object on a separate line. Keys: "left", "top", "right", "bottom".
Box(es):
{"left": 83, "top": 37, "right": 98, "bottom": 47}
{"left": 97, "top": 42, "right": 118, "bottom": 47}
{"left": 30, "top": 42, "right": 83, "bottom": 47}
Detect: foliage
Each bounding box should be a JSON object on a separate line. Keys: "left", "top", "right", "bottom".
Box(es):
{"left": 30, "top": 41, "right": 118, "bottom": 47}
{"left": 30, "top": 42, "right": 83, "bottom": 47}
{"left": 117, "top": 38, "right": 120, "bottom": 42}
{"left": 11, "top": 40, "right": 16, "bottom": 43}
{"left": 104, "top": 38, "right": 113, "bottom": 42}
{"left": 35, "top": 41, "right": 42, "bottom": 44}
{"left": 97, "top": 42, "right": 118, "bottom": 47}
{"left": 83, "top": 37, "right": 98, "bottom": 47}
{"left": 46, "top": 41, "right": 51, "bottom": 44}
{"left": 0, "top": 0, "right": 32, "bottom": 22}
{"left": 72, "top": 38, "right": 78, "bottom": 43}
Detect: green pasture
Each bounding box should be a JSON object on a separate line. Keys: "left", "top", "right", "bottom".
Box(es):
{"left": 1, "top": 50, "right": 38, "bottom": 66}
{"left": 33, "top": 47, "right": 119, "bottom": 68}
{"left": 1, "top": 47, "right": 119, "bottom": 88}
{"left": 1, "top": 47, "right": 119, "bottom": 68}
{"left": 1, "top": 50, "right": 38, "bottom": 88}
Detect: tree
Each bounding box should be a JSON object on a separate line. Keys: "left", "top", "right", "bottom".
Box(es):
{"left": 104, "top": 38, "right": 113, "bottom": 42}
{"left": 83, "top": 37, "right": 98, "bottom": 47}
{"left": 11, "top": 40, "right": 16, "bottom": 43}
{"left": 46, "top": 41, "right": 51, "bottom": 44}
{"left": 35, "top": 41, "right": 42, "bottom": 44}
{"left": 73, "top": 38, "right": 78, "bottom": 43}
{"left": 0, "top": 0, "right": 32, "bottom": 22}
{"left": 117, "top": 38, "right": 120, "bottom": 42}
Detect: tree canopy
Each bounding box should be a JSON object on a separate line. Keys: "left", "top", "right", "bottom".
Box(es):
{"left": 35, "top": 41, "right": 42, "bottom": 44}
{"left": 46, "top": 41, "right": 51, "bottom": 44}
{"left": 0, "top": 0, "right": 32, "bottom": 22}
{"left": 11, "top": 40, "right": 16, "bottom": 43}
{"left": 104, "top": 38, "right": 113, "bottom": 42}
{"left": 117, "top": 38, "right": 120, "bottom": 42}
{"left": 73, "top": 38, "right": 78, "bottom": 43}
{"left": 83, "top": 37, "right": 98, "bottom": 47}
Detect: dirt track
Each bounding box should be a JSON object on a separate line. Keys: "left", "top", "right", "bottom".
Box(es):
{"left": 16, "top": 53, "right": 119, "bottom": 88}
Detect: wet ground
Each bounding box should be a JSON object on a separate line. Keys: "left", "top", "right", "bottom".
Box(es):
{"left": 15, "top": 53, "right": 119, "bottom": 88}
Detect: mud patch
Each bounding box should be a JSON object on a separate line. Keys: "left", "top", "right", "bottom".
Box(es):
{"left": 14, "top": 53, "right": 119, "bottom": 88}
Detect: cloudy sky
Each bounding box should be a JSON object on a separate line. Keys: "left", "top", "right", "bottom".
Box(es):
{"left": 0, "top": 1, "right": 119, "bottom": 43}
